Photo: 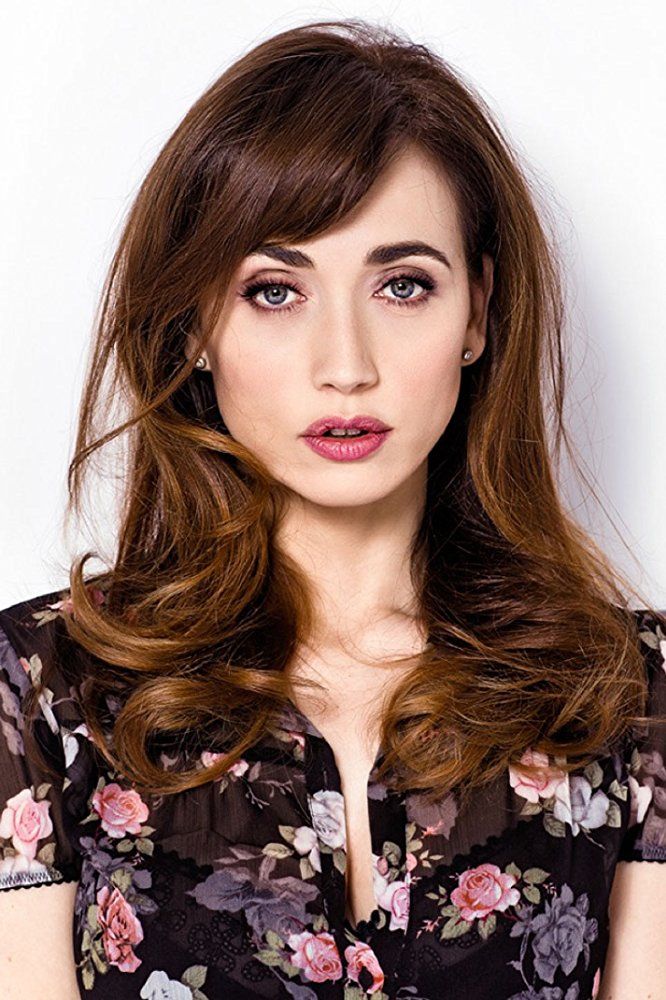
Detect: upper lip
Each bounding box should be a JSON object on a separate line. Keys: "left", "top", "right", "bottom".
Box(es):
{"left": 301, "top": 414, "right": 392, "bottom": 436}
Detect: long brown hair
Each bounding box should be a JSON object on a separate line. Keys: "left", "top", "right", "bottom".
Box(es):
{"left": 40, "top": 18, "right": 664, "bottom": 805}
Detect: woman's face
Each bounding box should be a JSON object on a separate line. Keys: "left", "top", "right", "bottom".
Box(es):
{"left": 196, "top": 145, "right": 493, "bottom": 510}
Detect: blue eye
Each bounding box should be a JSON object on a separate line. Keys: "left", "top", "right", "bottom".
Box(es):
{"left": 380, "top": 274, "right": 435, "bottom": 307}
{"left": 239, "top": 271, "right": 436, "bottom": 316}
{"left": 240, "top": 279, "right": 302, "bottom": 314}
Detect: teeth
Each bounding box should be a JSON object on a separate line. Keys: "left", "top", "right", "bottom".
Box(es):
{"left": 326, "top": 428, "right": 365, "bottom": 437}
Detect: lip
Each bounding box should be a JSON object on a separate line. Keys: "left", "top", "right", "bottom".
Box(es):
{"left": 302, "top": 430, "right": 391, "bottom": 462}
{"left": 301, "top": 414, "right": 392, "bottom": 436}
{"left": 300, "top": 414, "right": 393, "bottom": 463}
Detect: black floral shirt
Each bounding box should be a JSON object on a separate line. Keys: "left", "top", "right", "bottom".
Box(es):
{"left": 0, "top": 590, "right": 664, "bottom": 1000}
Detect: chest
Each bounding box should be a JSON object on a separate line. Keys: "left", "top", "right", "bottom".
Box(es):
{"left": 68, "top": 720, "right": 628, "bottom": 998}
{"left": 285, "top": 651, "right": 417, "bottom": 929}
{"left": 296, "top": 704, "right": 385, "bottom": 930}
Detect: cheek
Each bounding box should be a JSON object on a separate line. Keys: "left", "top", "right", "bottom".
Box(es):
{"left": 403, "top": 350, "right": 462, "bottom": 427}
{"left": 396, "top": 295, "right": 468, "bottom": 409}
{"left": 211, "top": 341, "right": 293, "bottom": 435}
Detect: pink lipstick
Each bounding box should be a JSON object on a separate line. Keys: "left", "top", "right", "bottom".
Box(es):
{"left": 300, "top": 414, "right": 392, "bottom": 462}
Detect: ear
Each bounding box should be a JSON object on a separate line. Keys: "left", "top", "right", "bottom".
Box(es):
{"left": 184, "top": 328, "right": 207, "bottom": 367}
{"left": 465, "top": 253, "right": 494, "bottom": 360}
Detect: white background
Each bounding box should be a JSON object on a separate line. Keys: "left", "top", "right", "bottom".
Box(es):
{"left": 1, "top": 1, "right": 664, "bottom": 609}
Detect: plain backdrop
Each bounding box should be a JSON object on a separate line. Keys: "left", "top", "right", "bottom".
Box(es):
{"left": 1, "top": 1, "right": 664, "bottom": 609}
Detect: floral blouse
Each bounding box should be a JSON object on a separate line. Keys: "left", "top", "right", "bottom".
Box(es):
{"left": 0, "top": 590, "right": 664, "bottom": 1000}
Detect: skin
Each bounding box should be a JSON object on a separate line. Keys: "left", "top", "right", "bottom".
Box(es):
{"left": 190, "top": 140, "right": 666, "bottom": 974}
{"left": 193, "top": 143, "right": 494, "bottom": 677}
{"left": 190, "top": 144, "right": 495, "bottom": 929}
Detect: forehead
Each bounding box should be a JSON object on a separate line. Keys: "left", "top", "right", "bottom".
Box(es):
{"left": 248, "top": 146, "right": 464, "bottom": 269}
{"left": 200, "top": 146, "right": 464, "bottom": 325}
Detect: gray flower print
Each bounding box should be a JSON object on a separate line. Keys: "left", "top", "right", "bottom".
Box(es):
{"left": 553, "top": 777, "right": 608, "bottom": 836}
{"left": 529, "top": 883, "right": 597, "bottom": 983}
{"left": 508, "top": 986, "right": 580, "bottom": 1000}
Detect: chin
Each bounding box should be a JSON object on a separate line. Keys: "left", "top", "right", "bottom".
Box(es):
{"left": 295, "top": 479, "right": 405, "bottom": 508}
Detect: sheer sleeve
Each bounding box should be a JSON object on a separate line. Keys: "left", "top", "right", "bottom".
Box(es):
{"left": 618, "top": 607, "right": 666, "bottom": 863}
{"left": 0, "top": 599, "right": 86, "bottom": 890}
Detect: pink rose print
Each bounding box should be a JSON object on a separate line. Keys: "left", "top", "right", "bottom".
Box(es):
{"left": 92, "top": 782, "right": 150, "bottom": 838}
{"left": 344, "top": 940, "right": 385, "bottom": 994}
{"left": 509, "top": 749, "right": 567, "bottom": 803}
{"left": 376, "top": 872, "right": 411, "bottom": 932}
{"left": 405, "top": 851, "right": 417, "bottom": 872}
{"left": 286, "top": 930, "right": 343, "bottom": 983}
{"left": 200, "top": 751, "right": 249, "bottom": 777}
{"left": 229, "top": 758, "right": 249, "bottom": 777}
{"left": 54, "top": 597, "right": 76, "bottom": 615}
{"left": 376, "top": 854, "right": 389, "bottom": 876}
{"left": 451, "top": 862, "right": 520, "bottom": 921}
{"left": 591, "top": 966, "right": 601, "bottom": 998}
{"left": 96, "top": 884, "right": 144, "bottom": 972}
{"left": 0, "top": 851, "right": 48, "bottom": 876}
{"left": 48, "top": 586, "right": 106, "bottom": 618}
{"left": 0, "top": 788, "right": 53, "bottom": 859}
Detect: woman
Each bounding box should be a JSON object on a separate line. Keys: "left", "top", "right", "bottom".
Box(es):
{"left": 0, "top": 18, "right": 664, "bottom": 1000}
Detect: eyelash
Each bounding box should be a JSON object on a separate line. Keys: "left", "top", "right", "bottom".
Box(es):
{"left": 239, "top": 271, "right": 437, "bottom": 316}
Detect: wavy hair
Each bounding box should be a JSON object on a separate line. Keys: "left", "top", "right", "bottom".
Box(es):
{"left": 35, "top": 18, "right": 665, "bottom": 806}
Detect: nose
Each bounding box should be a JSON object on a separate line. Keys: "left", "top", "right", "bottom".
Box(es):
{"left": 312, "top": 304, "right": 379, "bottom": 394}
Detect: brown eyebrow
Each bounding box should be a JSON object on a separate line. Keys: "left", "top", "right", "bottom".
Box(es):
{"left": 248, "top": 240, "right": 452, "bottom": 270}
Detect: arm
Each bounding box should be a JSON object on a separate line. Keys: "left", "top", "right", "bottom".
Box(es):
{"left": 0, "top": 880, "right": 81, "bottom": 999}
{"left": 598, "top": 861, "right": 666, "bottom": 998}
{"left": 0, "top": 609, "right": 87, "bottom": 997}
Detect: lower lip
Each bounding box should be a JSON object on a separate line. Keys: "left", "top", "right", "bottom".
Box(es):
{"left": 302, "top": 430, "right": 391, "bottom": 461}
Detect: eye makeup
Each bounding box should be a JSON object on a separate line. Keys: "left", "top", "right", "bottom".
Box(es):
{"left": 238, "top": 270, "right": 438, "bottom": 316}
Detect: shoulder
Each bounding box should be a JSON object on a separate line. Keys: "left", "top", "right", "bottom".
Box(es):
{"left": 0, "top": 586, "right": 94, "bottom": 732}
{"left": 0, "top": 583, "right": 108, "bottom": 780}
{"left": 630, "top": 605, "right": 666, "bottom": 660}
{"left": 628, "top": 605, "right": 666, "bottom": 721}
{"left": 619, "top": 605, "right": 666, "bottom": 862}
{"left": 0, "top": 589, "right": 70, "bottom": 648}
{"left": 0, "top": 586, "right": 69, "bottom": 678}
{"left": 0, "top": 589, "right": 105, "bottom": 889}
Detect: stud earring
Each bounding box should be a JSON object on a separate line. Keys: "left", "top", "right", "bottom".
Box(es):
{"left": 195, "top": 356, "right": 207, "bottom": 370}
{"left": 462, "top": 349, "right": 473, "bottom": 361}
